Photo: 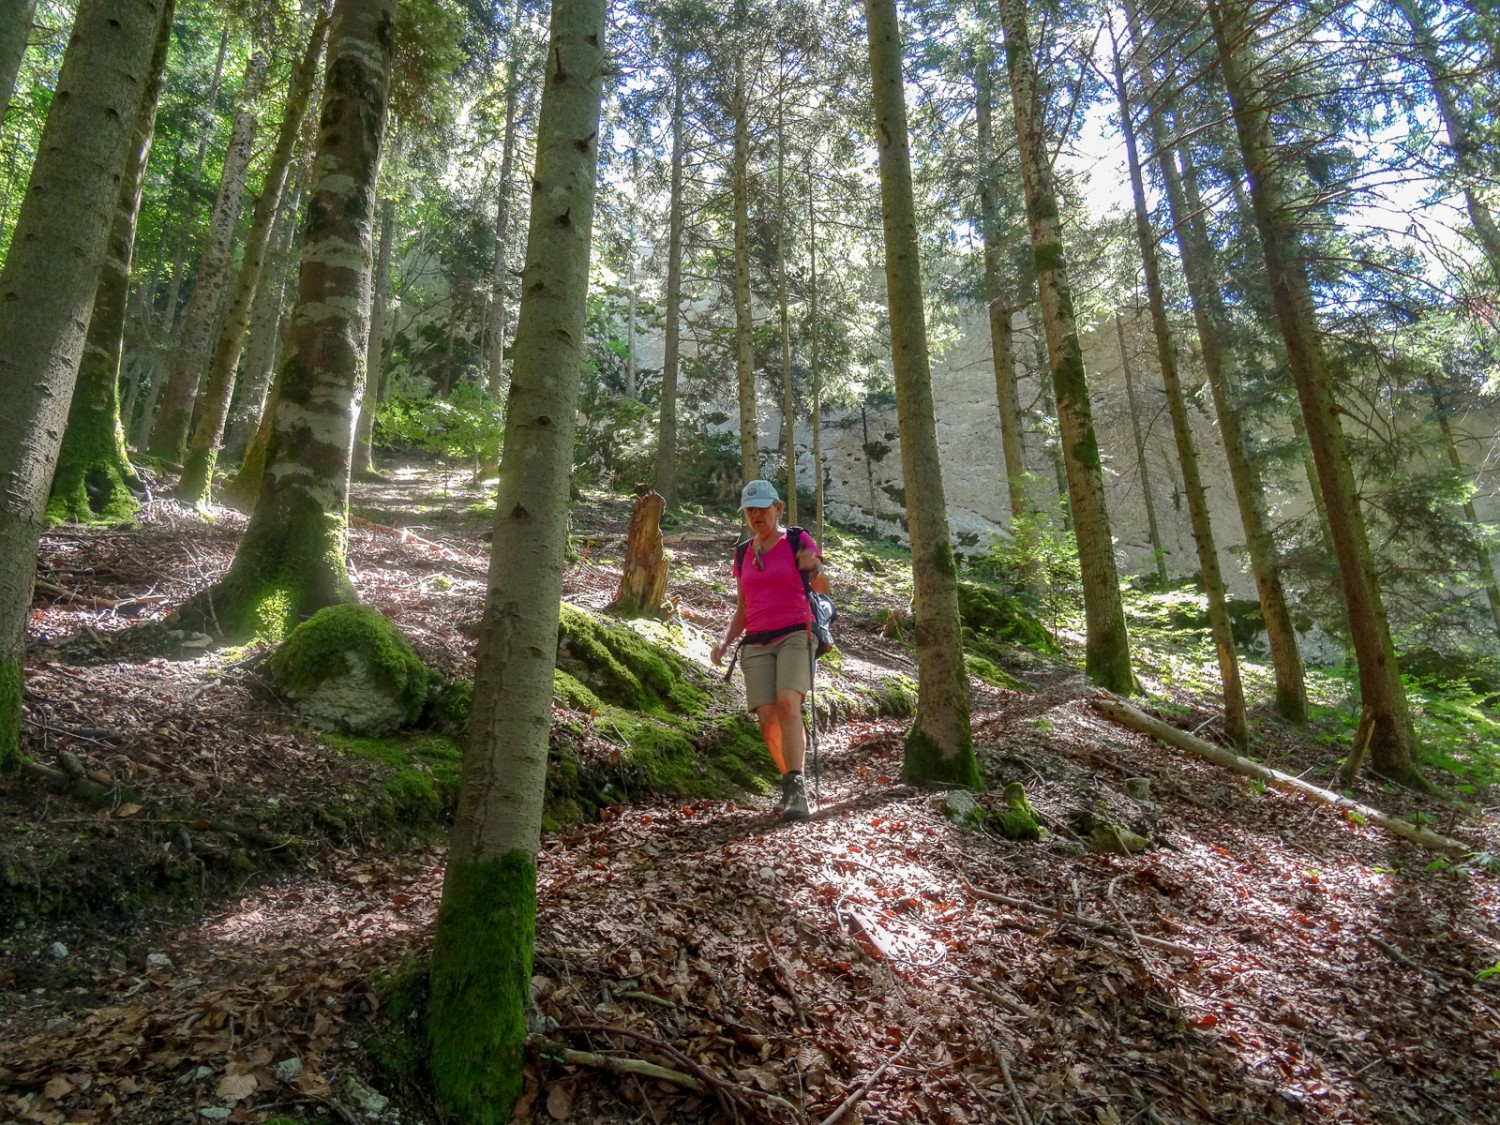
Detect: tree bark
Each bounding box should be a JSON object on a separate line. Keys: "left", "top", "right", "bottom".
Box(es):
{"left": 0, "top": 0, "right": 165, "bottom": 767}
{"left": 1000, "top": 0, "right": 1133, "bottom": 693}
{"left": 352, "top": 195, "right": 395, "bottom": 477}
{"left": 1429, "top": 383, "right": 1500, "bottom": 641}
{"left": 866, "top": 0, "right": 981, "bottom": 787}
{"left": 148, "top": 101, "right": 259, "bottom": 463}
{"left": 776, "top": 98, "right": 797, "bottom": 526}
{"left": 485, "top": 0, "right": 526, "bottom": 396}
{"left": 1109, "top": 34, "right": 1247, "bottom": 750}
{"left": 183, "top": 0, "right": 395, "bottom": 641}
{"left": 1208, "top": 0, "right": 1421, "bottom": 786}
{"left": 48, "top": 1, "right": 175, "bottom": 525}
{"left": 733, "top": 64, "right": 758, "bottom": 484}
{"left": 1141, "top": 72, "right": 1307, "bottom": 722}
{"left": 654, "top": 59, "right": 684, "bottom": 506}
{"left": 606, "top": 490, "right": 669, "bottom": 618}
{"left": 427, "top": 0, "right": 606, "bottom": 1118}
{"left": 0, "top": 0, "right": 37, "bottom": 132}
{"left": 1116, "top": 313, "right": 1169, "bottom": 588}
{"left": 179, "top": 10, "right": 330, "bottom": 506}
{"left": 973, "top": 56, "right": 1030, "bottom": 533}
{"left": 809, "top": 157, "right": 824, "bottom": 542}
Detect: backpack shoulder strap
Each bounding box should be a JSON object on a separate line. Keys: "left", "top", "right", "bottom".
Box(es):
{"left": 787, "top": 527, "right": 812, "bottom": 593}
{"left": 734, "top": 537, "right": 752, "bottom": 576}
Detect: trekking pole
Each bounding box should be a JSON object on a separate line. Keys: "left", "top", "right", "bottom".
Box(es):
{"left": 807, "top": 631, "right": 819, "bottom": 803}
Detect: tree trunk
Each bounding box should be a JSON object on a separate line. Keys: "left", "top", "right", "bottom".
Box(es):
{"left": 865, "top": 0, "right": 981, "bottom": 788}
{"left": 1000, "top": 0, "right": 1133, "bottom": 693}
{"left": 352, "top": 195, "right": 395, "bottom": 477}
{"left": 0, "top": 0, "right": 165, "bottom": 768}
{"left": 1393, "top": 0, "right": 1500, "bottom": 278}
{"left": 0, "top": 0, "right": 37, "bottom": 132}
{"left": 606, "top": 490, "right": 669, "bottom": 618}
{"left": 1032, "top": 324, "right": 1071, "bottom": 532}
{"left": 973, "top": 56, "right": 1030, "bottom": 531}
{"left": 1140, "top": 62, "right": 1307, "bottom": 722}
{"left": 148, "top": 101, "right": 259, "bottom": 463}
{"left": 733, "top": 65, "right": 757, "bottom": 484}
{"left": 427, "top": 0, "right": 606, "bottom": 1118}
{"left": 809, "top": 157, "right": 824, "bottom": 542}
{"left": 485, "top": 0, "right": 526, "bottom": 396}
{"left": 654, "top": 62, "right": 684, "bottom": 506}
{"left": 224, "top": 167, "right": 307, "bottom": 463}
{"left": 1110, "top": 35, "right": 1247, "bottom": 750}
{"left": 179, "top": 11, "right": 329, "bottom": 506}
{"left": 776, "top": 99, "right": 797, "bottom": 526}
{"left": 1116, "top": 313, "right": 1169, "bottom": 587}
{"left": 1208, "top": 0, "right": 1421, "bottom": 786}
{"left": 183, "top": 0, "right": 395, "bottom": 641}
{"left": 48, "top": 1, "right": 174, "bottom": 525}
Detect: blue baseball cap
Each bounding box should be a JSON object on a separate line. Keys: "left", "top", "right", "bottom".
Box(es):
{"left": 740, "top": 479, "right": 780, "bottom": 509}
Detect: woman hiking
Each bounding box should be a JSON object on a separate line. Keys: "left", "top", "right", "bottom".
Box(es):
{"left": 710, "top": 480, "right": 831, "bottom": 821}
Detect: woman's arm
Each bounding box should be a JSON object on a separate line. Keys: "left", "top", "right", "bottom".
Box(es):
{"left": 794, "top": 544, "right": 831, "bottom": 595}
{"left": 711, "top": 587, "right": 748, "bottom": 665}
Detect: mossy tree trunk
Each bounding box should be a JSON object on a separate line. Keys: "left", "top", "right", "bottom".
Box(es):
{"left": 224, "top": 161, "right": 308, "bottom": 464}
{"left": 1000, "top": 0, "right": 1133, "bottom": 693}
{"left": 973, "top": 56, "right": 1030, "bottom": 533}
{"left": 1116, "top": 313, "right": 1169, "bottom": 587}
{"left": 185, "top": 0, "right": 395, "bottom": 642}
{"left": 654, "top": 58, "right": 684, "bottom": 506}
{"left": 1109, "top": 32, "right": 1247, "bottom": 750}
{"left": 148, "top": 88, "right": 260, "bottom": 463}
{"left": 1208, "top": 0, "right": 1421, "bottom": 786}
{"left": 352, "top": 195, "right": 395, "bottom": 477}
{"left": 1130, "top": 1, "right": 1306, "bottom": 722}
{"left": 733, "top": 65, "right": 758, "bottom": 484}
{"left": 0, "top": 0, "right": 166, "bottom": 768}
{"left": 0, "top": 0, "right": 37, "bottom": 132}
{"left": 865, "top": 0, "right": 981, "bottom": 788}
{"left": 48, "top": 2, "right": 175, "bottom": 526}
{"left": 428, "top": 1, "right": 606, "bottom": 1119}
{"left": 180, "top": 9, "right": 329, "bottom": 506}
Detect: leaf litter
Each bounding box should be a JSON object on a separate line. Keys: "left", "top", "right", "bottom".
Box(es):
{"left": 2, "top": 474, "right": 1498, "bottom": 1124}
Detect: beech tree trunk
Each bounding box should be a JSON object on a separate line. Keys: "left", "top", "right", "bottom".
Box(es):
{"left": 352, "top": 195, "right": 395, "bottom": 478}
{"left": 1116, "top": 313, "right": 1169, "bottom": 588}
{"left": 184, "top": 0, "right": 395, "bottom": 641}
{"left": 654, "top": 62, "right": 684, "bottom": 506}
{"left": 148, "top": 101, "right": 259, "bottom": 463}
{"left": 733, "top": 66, "right": 757, "bottom": 484}
{"left": 0, "top": 0, "right": 36, "bottom": 132}
{"left": 1208, "top": 0, "right": 1421, "bottom": 786}
{"left": 179, "top": 10, "right": 329, "bottom": 506}
{"left": 48, "top": 2, "right": 174, "bottom": 525}
{"left": 1000, "top": 0, "right": 1133, "bottom": 693}
{"left": 1136, "top": 42, "right": 1307, "bottom": 722}
{"left": 1110, "top": 35, "right": 1247, "bottom": 750}
{"left": 427, "top": 1, "right": 606, "bottom": 1118}
{"left": 866, "top": 0, "right": 981, "bottom": 787}
{"left": 0, "top": 0, "right": 165, "bottom": 768}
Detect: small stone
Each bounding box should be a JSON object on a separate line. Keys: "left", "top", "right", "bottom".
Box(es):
{"left": 937, "top": 790, "right": 986, "bottom": 829}
{"left": 195, "top": 1065, "right": 215, "bottom": 1081}
{"left": 45, "top": 1018, "right": 73, "bottom": 1035}
{"left": 274, "top": 1057, "right": 303, "bottom": 1083}
{"left": 342, "top": 1074, "right": 389, "bottom": 1117}
{"left": 48, "top": 941, "right": 68, "bottom": 960}
{"left": 179, "top": 633, "right": 214, "bottom": 649}
{"left": 146, "top": 952, "right": 174, "bottom": 972}
{"left": 642, "top": 844, "right": 660, "bottom": 857}
{"left": 759, "top": 867, "right": 775, "bottom": 883}
{"left": 1125, "top": 777, "right": 1153, "bottom": 801}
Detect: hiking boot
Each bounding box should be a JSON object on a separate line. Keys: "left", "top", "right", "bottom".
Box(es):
{"left": 781, "top": 773, "right": 810, "bottom": 822}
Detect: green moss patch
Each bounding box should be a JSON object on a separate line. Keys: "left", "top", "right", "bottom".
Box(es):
{"left": 957, "top": 579, "right": 1055, "bottom": 651}
{"left": 271, "top": 605, "right": 431, "bottom": 734}
{"left": 556, "top": 604, "right": 706, "bottom": 716}
{"left": 964, "top": 651, "right": 1032, "bottom": 693}
{"left": 323, "top": 732, "right": 462, "bottom": 833}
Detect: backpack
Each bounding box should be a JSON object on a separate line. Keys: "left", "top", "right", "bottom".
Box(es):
{"left": 735, "top": 526, "right": 838, "bottom": 658}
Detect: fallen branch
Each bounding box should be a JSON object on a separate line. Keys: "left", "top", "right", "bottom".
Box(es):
{"left": 818, "top": 1027, "right": 921, "bottom": 1125}
{"left": 531, "top": 1038, "right": 707, "bottom": 1094}
{"left": 1091, "top": 696, "right": 1473, "bottom": 859}
{"left": 959, "top": 877, "right": 1199, "bottom": 957}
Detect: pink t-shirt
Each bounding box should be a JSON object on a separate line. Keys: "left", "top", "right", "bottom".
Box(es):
{"left": 734, "top": 531, "right": 821, "bottom": 634}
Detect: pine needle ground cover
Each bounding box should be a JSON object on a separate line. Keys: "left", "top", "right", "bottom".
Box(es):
{"left": 2, "top": 470, "right": 1499, "bottom": 1124}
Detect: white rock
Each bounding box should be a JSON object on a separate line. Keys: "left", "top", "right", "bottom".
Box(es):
{"left": 48, "top": 941, "right": 68, "bottom": 960}
{"left": 274, "top": 1057, "right": 303, "bottom": 1083}
{"left": 146, "top": 952, "right": 174, "bottom": 971}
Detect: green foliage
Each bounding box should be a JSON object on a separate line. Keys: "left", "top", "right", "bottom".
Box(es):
{"left": 376, "top": 378, "right": 504, "bottom": 475}
{"left": 971, "top": 502, "right": 1081, "bottom": 634}
{"left": 956, "top": 578, "right": 1055, "bottom": 652}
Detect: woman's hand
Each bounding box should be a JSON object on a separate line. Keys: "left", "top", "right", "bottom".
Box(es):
{"left": 795, "top": 547, "right": 822, "bottom": 576}
{"left": 710, "top": 638, "right": 728, "bottom": 666}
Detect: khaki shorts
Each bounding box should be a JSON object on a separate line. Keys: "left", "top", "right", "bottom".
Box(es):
{"left": 741, "top": 631, "right": 813, "bottom": 711}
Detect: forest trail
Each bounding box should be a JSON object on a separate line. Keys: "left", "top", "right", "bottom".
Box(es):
{"left": 2, "top": 466, "right": 1499, "bottom": 1125}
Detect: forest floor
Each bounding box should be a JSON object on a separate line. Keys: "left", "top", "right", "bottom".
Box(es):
{"left": 3, "top": 460, "right": 1500, "bottom": 1125}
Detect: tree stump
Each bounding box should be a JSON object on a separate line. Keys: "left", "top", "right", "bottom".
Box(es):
{"left": 607, "top": 489, "right": 670, "bottom": 618}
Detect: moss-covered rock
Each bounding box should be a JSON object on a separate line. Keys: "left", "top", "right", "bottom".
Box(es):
{"left": 964, "top": 651, "right": 1032, "bottom": 692}
{"left": 555, "top": 604, "right": 706, "bottom": 715}
{"left": 995, "top": 781, "right": 1042, "bottom": 841}
{"left": 957, "top": 579, "right": 1054, "bottom": 651}
{"left": 271, "top": 605, "right": 431, "bottom": 736}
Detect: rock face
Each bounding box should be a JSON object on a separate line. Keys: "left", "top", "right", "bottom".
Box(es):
{"left": 270, "top": 604, "right": 430, "bottom": 736}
